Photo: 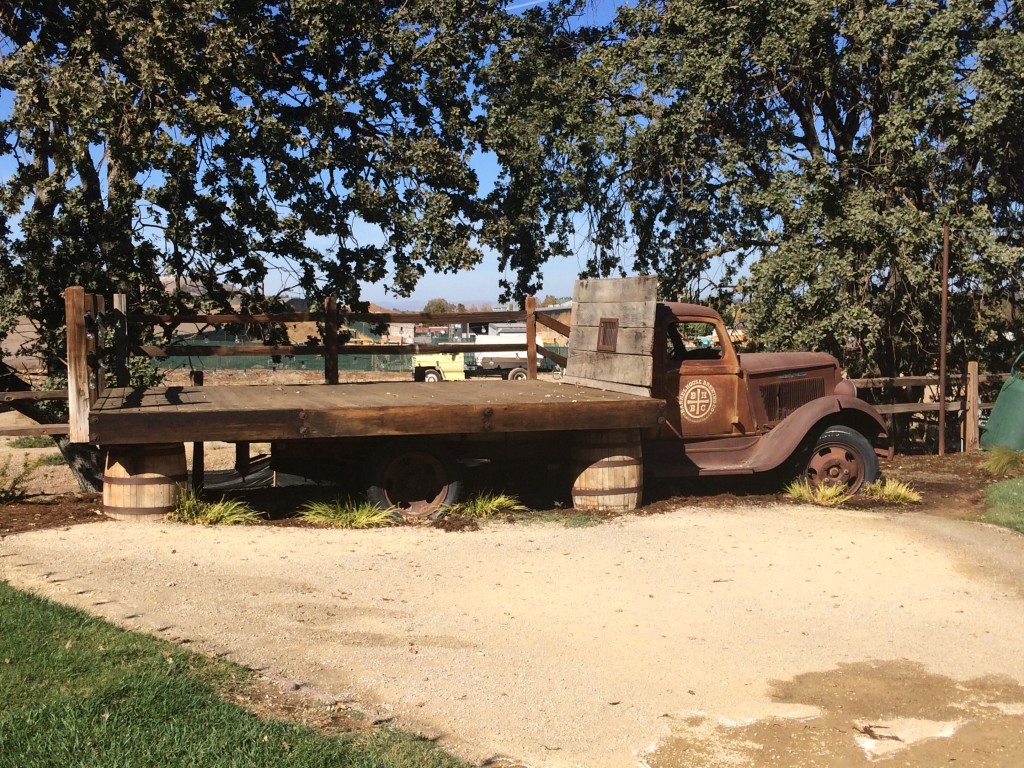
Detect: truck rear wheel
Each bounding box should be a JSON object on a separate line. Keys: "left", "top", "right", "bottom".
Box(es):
{"left": 423, "top": 368, "right": 443, "bottom": 383}
{"left": 508, "top": 367, "right": 528, "bottom": 381}
{"left": 803, "top": 426, "right": 878, "bottom": 494}
{"left": 366, "top": 444, "right": 463, "bottom": 517}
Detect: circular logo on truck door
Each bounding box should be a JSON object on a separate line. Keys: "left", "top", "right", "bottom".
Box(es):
{"left": 681, "top": 379, "right": 717, "bottom": 422}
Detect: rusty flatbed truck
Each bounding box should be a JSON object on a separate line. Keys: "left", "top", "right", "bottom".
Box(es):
{"left": 66, "top": 277, "right": 889, "bottom": 519}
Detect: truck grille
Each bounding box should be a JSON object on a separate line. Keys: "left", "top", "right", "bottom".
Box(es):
{"left": 759, "top": 379, "right": 826, "bottom": 422}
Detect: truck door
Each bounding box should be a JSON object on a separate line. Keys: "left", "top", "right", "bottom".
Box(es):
{"left": 663, "top": 319, "right": 752, "bottom": 439}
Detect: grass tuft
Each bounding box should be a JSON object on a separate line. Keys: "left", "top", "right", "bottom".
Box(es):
{"left": 37, "top": 452, "right": 67, "bottom": 466}
{"left": 984, "top": 476, "right": 1024, "bottom": 534}
{"left": 441, "top": 492, "right": 528, "bottom": 520}
{"left": 784, "top": 478, "right": 852, "bottom": 507}
{"left": 167, "top": 488, "right": 262, "bottom": 525}
{"left": 9, "top": 435, "right": 53, "bottom": 449}
{"left": 862, "top": 478, "right": 923, "bottom": 505}
{"left": 981, "top": 445, "right": 1024, "bottom": 476}
{"left": 0, "top": 455, "right": 41, "bottom": 504}
{"left": 299, "top": 499, "right": 401, "bottom": 528}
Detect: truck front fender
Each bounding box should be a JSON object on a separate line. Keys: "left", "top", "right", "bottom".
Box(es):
{"left": 749, "top": 396, "right": 891, "bottom": 473}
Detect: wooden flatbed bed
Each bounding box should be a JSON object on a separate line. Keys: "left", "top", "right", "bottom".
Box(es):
{"left": 88, "top": 380, "right": 665, "bottom": 445}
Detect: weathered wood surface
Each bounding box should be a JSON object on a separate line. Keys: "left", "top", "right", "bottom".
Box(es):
{"left": 564, "top": 276, "right": 658, "bottom": 395}
{"left": 64, "top": 287, "right": 92, "bottom": 443}
{"left": 128, "top": 309, "right": 528, "bottom": 325}
{"left": 536, "top": 313, "right": 570, "bottom": 338}
{"left": 87, "top": 380, "right": 665, "bottom": 445}
{"left": 0, "top": 424, "right": 71, "bottom": 437}
{"left": 136, "top": 341, "right": 533, "bottom": 358}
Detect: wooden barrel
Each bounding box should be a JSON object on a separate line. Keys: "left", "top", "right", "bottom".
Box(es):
{"left": 571, "top": 429, "right": 643, "bottom": 512}
{"left": 103, "top": 444, "right": 188, "bottom": 521}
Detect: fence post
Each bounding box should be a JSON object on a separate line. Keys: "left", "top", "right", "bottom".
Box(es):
{"left": 190, "top": 369, "right": 204, "bottom": 492}
{"left": 324, "top": 296, "right": 339, "bottom": 385}
{"left": 525, "top": 296, "right": 538, "bottom": 379}
{"left": 112, "top": 293, "right": 130, "bottom": 387}
{"left": 965, "top": 360, "right": 980, "bottom": 452}
{"left": 64, "top": 287, "right": 91, "bottom": 443}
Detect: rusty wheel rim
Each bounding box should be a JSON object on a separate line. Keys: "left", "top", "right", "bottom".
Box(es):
{"left": 381, "top": 451, "right": 449, "bottom": 517}
{"left": 806, "top": 443, "right": 865, "bottom": 493}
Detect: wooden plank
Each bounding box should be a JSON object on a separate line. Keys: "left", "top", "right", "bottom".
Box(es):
{"left": 852, "top": 372, "right": 1010, "bottom": 388}
{"left": 872, "top": 401, "right": 963, "bottom": 415}
{"left": 88, "top": 293, "right": 106, "bottom": 400}
{"left": 64, "top": 287, "right": 91, "bottom": 443}
{"left": 136, "top": 342, "right": 526, "bottom": 358}
{"left": 559, "top": 376, "right": 653, "bottom": 398}
{"left": 0, "top": 391, "right": 69, "bottom": 402}
{"left": 526, "top": 296, "right": 538, "bottom": 379}
{"left": 569, "top": 325, "right": 654, "bottom": 357}
{"left": 850, "top": 376, "right": 939, "bottom": 388}
{"left": 128, "top": 309, "right": 528, "bottom": 326}
{"left": 563, "top": 350, "right": 653, "bottom": 388}
{"left": 112, "top": 293, "right": 130, "bottom": 387}
{"left": 573, "top": 276, "right": 658, "bottom": 304}
{"left": 324, "top": 296, "right": 339, "bottom": 384}
{"left": 571, "top": 301, "right": 657, "bottom": 330}
{"left": 538, "top": 346, "right": 568, "bottom": 368}
{"left": 966, "top": 361, "right": 980, "bottom": 451}
{"left": 536, "top": 313, "right": 570, "bottom": 337}
{"left": 0, "top": 424, "right": 70, "bottom": 437}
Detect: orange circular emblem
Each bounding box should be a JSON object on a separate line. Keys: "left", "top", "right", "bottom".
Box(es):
{"left": 681, "top": 379, "right": 717, "bottom": 422}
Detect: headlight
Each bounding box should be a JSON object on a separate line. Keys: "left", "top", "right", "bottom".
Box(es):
{"left": 835, "top": 379, "right": 858, "bottom": 397}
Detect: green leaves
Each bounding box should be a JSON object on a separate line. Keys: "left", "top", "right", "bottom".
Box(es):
{"left": 484, "top": 0, "right": 1024, "bottom": 376}
{"left": 1, "top": 0, "right": 510, "bottom": 375}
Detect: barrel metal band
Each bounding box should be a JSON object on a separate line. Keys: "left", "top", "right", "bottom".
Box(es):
{"left": 572, "top": 486, "right": 643, "bottom": 497}
{"left": 103, "top": 474, "right": 188, "bottom": 486}
{"left": 580, "top": 458, "right": 639, "bottom": 469}
{"left": 102, "top": 504, "right": 177, "bottom": 515}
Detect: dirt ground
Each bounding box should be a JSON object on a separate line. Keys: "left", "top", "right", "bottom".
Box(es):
{"left": 2, "top": 399, "right": 1024, "bottom": 767}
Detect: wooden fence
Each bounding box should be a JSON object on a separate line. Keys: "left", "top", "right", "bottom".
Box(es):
{"left": 850, "top": 362, "right": 1009, "bottom": 452}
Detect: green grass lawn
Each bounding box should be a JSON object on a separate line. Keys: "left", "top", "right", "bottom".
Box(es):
{"left": 0, "top": 582, "right": 464, "bottom": 768}
{"left": 984, "top": 476, "right": 1024, "bottom": 534}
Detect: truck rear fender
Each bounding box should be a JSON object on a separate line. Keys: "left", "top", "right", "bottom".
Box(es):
{"left": 751, "top": 396, "right": 891, "bottom": 472}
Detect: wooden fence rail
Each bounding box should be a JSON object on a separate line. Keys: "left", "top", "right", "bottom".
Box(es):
{"left": 850, "top": 364, "right": 1010, "bottom": 452}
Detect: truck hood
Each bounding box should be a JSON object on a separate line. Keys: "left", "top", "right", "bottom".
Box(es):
{"left": 738, "top": 351, "right": 839, "bottom": 377}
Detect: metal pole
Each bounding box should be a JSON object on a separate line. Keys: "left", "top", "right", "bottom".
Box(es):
{"left": 938, "top": 223, "right": 950, "bottom": 456}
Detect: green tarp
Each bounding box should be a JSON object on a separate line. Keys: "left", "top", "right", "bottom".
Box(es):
{"left": 981, "top": 351, "right": 1024, "bottom": 452}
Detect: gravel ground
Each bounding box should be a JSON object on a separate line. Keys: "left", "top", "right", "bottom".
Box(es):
{"left": 3, "top": 504, "right": 1024, "bottom": 767}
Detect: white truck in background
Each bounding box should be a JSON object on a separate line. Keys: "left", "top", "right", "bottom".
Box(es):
{"left": 413, "top": 327, "right": 559, "bottom": 382}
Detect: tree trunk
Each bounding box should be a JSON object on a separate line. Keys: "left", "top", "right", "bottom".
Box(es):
{"left": 54, "top": 436, "right": 103, "bottom": 492}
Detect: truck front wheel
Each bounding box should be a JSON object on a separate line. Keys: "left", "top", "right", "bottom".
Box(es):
{"left": 366, "top": 444, "right": 463, "bottom": 517}
{"left": 803, "top": 426, "right": 879, "bottom": 494}
{"left": 423, "top": 368, "right": 443, "bottom": 383}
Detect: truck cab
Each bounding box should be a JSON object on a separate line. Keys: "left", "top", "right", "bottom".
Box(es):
{"left": 645, "top": 302, "right": 888, "bottom": 491}
{"left": 562, "top": 278, "right": 890, "bottom": 493}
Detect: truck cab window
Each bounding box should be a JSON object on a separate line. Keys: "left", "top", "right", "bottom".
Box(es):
{"left": 668, "top": 322, "right": 722, "bottom": 362}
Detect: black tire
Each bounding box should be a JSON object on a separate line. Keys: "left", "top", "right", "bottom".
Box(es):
{"left": 365, "top": 443, "right": 463, "bottom": 517}
{"left": 508, "top": 367, "right": 528, "bottom": 381}
{"left": 423, "top": 368, "right": 443, "bottom": 383}
{"left": 803, "top": 425, "right": 879, "bottom": 494}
